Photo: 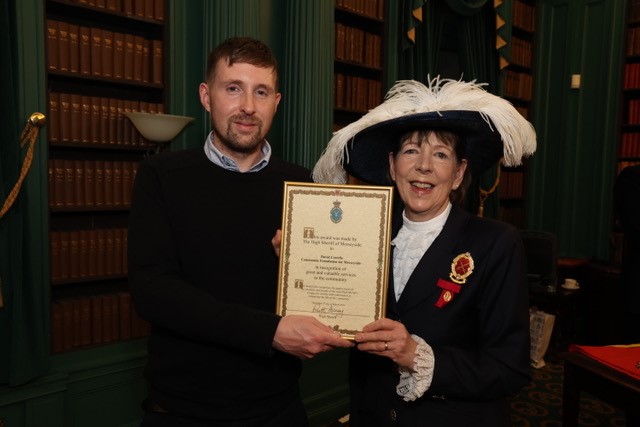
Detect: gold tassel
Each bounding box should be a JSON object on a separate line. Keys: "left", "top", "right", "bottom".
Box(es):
{"left": 478, "top": 159, "right": 502, "bottom": 217}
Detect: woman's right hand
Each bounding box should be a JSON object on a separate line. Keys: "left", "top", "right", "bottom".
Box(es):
{"left": 354, "top": 318, "right": 418, "bottom": 370}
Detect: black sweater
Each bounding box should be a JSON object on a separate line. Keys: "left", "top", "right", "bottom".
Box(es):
{"left": 128, "top": 147, "right": 311, "bottom": 422}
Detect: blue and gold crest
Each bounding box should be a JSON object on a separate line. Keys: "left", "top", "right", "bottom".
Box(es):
{"left": 330, "top": 200, "right": 343, "bottom": 223}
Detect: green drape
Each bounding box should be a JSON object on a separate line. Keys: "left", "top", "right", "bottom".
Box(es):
{"left": 0, "top": 0, "right": 49, "bottom": 386}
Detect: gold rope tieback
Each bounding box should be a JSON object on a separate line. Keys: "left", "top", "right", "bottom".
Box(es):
{"left": 0, "top": 112, "right": 46, "bottom": 219}
{"left": 477, "top": 159, "right": 502, "bottom": 218}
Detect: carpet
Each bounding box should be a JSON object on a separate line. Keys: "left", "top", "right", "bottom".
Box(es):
{"left": 509, "top": 360, "right": 628, "bottom": 426}
{"left": 325, "top": 360, "right": 629, "bottom": 426}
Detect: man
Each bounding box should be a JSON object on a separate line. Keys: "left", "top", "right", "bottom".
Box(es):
{"left": 128, "top": 37, "right": 351, "bottom": 427}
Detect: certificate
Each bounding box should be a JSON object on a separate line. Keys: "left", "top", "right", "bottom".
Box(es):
{"left": 276, "top": 182, "right": 393, "bottom": 339}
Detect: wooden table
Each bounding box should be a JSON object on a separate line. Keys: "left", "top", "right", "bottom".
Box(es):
{"left": 560, "top": 351, "right": 640, "bottom": 426}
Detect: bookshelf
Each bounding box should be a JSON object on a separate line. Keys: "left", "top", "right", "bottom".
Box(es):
{"left": 45, "top": 0, "right": 165, "bottom": 353}
{"left": 620, "top": 0, "right": 640, "bottom": 174}
{"left": 499, "top": 0, "right": 536, "bottom": 229}
{"left": 333, "top": 0, "right": 385, "bottom": 131}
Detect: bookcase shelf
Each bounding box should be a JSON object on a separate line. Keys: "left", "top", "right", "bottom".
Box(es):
{"left": 498, "top": 0, "right": 536, "bottom": 229}
{"left": 619, "top": 0, "right": 640, "bottom": 174}
{"left": 333, "top": 0, "right": 385, "bottom": 131}
{"left": 44, "top": 0, "right": 162, "bottom": 354}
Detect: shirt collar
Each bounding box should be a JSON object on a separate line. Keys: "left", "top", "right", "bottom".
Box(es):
{"left": 203, "top": 132, "right": 272, "bottom": 172}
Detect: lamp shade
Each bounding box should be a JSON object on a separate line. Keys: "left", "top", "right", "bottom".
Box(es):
{"left": 123, "top": 112, "right": 194, "bottom": 143}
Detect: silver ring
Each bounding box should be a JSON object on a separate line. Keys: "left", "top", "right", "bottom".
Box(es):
{"left": 384, "top": 342, "right": 388, "bottom": 351}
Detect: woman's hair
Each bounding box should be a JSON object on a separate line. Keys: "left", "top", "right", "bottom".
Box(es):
{"left": 205, "top": 37, "right": 279, "bottom": 89}
{"left": 392, "top": 129, "right": 472, "bottom": 205}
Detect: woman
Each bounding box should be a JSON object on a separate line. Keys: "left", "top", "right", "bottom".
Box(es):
{"left": 313, "top": 78, "right": 536, "bottom": 426}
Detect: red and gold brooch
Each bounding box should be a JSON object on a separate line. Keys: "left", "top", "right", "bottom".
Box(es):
{"left": 435, "top": 252, "right": 475, "bottom": 308}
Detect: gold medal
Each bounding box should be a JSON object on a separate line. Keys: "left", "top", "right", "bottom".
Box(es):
{"left": 449, "top": 252, "right": 474, "bottom": 284}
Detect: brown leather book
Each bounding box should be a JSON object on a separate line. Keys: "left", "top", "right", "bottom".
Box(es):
{"left": 46, "top": 19, "right": 59, "bottom": 71}
{"left": 90, "top": 27, "right": 102, "bottom": 77}
{"left": 113, "top": 227, "right": 123, "bottom": 274}
{"left": 91, "top": 294, "right": 103, "bottom": 344}
{"left": 96, "top": 0, "right": 106, "bottom": 8}
{"left": 69, "top": 230, "right": 80, "bottom": 279}
{"left": 53, "top": 159, "right": 65, "bottom": 208}
{"left": 106, "top": 0, "right": 118, "bottom": 11}
{"left": 96, "top": 228, "right": 106, "bottom": 276}
{"left": 63, "top": 159, "right": 75, "bottom": 207}
{"left": 123, "top": 0, "right": 133, "bottom": 15}
{"left": 50, "top": 230, "right": 61, "bottom": 280}
{"left": 48, "top": 92, "right": 60, "bottom": 143}
{"left": 80, "top": 95, "right": 91, "bottom": 144}
{"left": 48, "top": 161, "right": 55, "bottom": 208}
{"left": 59, "top": 230, "right": 70, "bottom": 280}
{"left": 79, "top": 26, "right": 91, "bottom": 76}
{"left": 133, "top": 35, "right": 144, "bottom": 82}
{"left": 116, "top": 98, "right": 125, "bottom": 145}
{"left": 69, "top": 24, "right": 79, "bottom": 73}
{"left": 72, "top": 297, "right": 81, "bottom": 346}
{"left": 154, "top": 0, "right": 164, "bottom": 21}
{"left": 130, "top": 100, "right": 140, "bottom": 146}
{"left": 105, "top": 228, "right": 115, "bottom": 276}
{"left": 145, "top": 0, "right": 154, "bottom": 19}
{"left": 111, "top": 291, "right": 120, "bottom": 341}
{"left": 94, "top": 160, "right": 105, "bottom": 208}
{"left": 88, "top": 229, "right": 98, "bottom": 277}
{"left": 123, "top": 99, "right": 132, "bottom": 146}
{"left": 122, "top": 160, "right": 132, "bottom": 206}
{"left": 84, "top": 159, "right": 95, "bottom": 208}
{"left": 58, "top": 21, "right": 70, "bottom": 72}
{"left": 80, "top": 297, "right": 92, "bottom": 345}
{"left": 113, "top": 32, "right": 124, "bottom": 79}
{"left": 100, "top": 97, "right": 109, "bottom": 145}
{"left": 152, "top": 39, "right": 163, "bottom": 84}
{"left": 59, "top": 92, "right": 71, "bottom": 142}
{"left": 124, "top": 33, "right": 134, "bottom": 80}
{"left": 108, "top": 98, "right": 118, "bottom": 145}
{"left": 60, "top": 298, "right": 74, "bottom": 350}
{"left": 90, "top": 96, "right": 101, "bottom": 145}
{"left": 102, "top": 294, "right": 113, "bottom": 343}
{"left": 123, "top": 229, "right": 128, "bottom": 273}
{"left": 101, "top": 30, "right": 114, "bottom": 78}
{"left": 134, "top": 0, "right": 145, "bottom": 17}
{"left": 103, "top": 160, "right": 113, "bottom": 208}
{"left": 79, "top": 229, "right": 89, "bottom": 278}
{"left": 51, "top": 300, "right": 64, "bottom": 353}
{"left": 70, "top": 93, "right": 81, "bottom": 143}
{"left": 142, "top": 39, "right": 150, "bottom": 83}
{"left": 113, "top": 160, "right": 123, "bottom": 207}
{"left": 118, "top": 292, "right": 132, "bottom": 340}
{"left": 74, "top": 159, "right": 85, "bottom": 207}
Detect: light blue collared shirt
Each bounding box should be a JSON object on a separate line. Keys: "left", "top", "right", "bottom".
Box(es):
{"left": 203, "top": 132, "right": 271, "bottom": 172}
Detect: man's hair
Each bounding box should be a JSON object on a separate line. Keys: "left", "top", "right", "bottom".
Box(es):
{"left": 205, "top": 37, "right": 279, "bottom": 89}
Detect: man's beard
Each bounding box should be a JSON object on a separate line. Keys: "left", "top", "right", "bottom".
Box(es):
{"left": 216, "top": 114, "right": 264, "bottom": 154}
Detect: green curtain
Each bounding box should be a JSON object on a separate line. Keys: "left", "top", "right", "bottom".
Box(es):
{"left": 0, "top": 0, "right": 48, "bottom": 386}
{"left": 399, "top": 0, "right": 442, "bottom": 80}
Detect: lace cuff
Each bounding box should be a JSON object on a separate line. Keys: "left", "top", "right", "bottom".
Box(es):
{"left": 396, "top": 334, "right": 434, "bottom": 402}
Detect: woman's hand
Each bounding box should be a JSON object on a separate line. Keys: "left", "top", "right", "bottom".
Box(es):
{"left": 354, "top": 318, "right": 418, "bottom": 369}
{"left": 271, "top": 229, "right": 282, "bottom": 257}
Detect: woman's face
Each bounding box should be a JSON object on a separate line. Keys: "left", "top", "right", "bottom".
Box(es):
{"left": 389, "top": 131, "right": 467, "bottom": 222}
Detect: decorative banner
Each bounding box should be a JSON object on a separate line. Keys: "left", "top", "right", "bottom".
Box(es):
{"left": 403, "top": 0, "right": 428, "bottom": 49}
{"left": 494, "top": 0, "right": 513, "bottom": 70}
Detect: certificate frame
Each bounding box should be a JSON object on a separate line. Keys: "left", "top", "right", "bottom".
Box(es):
{"left": 276, "top": 182, "right": 394, "bottom": 339}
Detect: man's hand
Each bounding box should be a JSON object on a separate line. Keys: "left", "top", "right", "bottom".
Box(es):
{"left": 271, "top": 229, "right": 282, "bottom": 257}
{"left": 273, "top": 315, "right": 353, "bottom": 359}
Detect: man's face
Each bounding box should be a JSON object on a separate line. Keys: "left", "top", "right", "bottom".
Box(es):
{"left": 199, "top": 59, "right": 281, "bottom": 158}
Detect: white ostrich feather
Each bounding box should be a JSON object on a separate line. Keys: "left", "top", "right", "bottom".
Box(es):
{"left": 313, "top": 77, "right": 537, "bottom": 184}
